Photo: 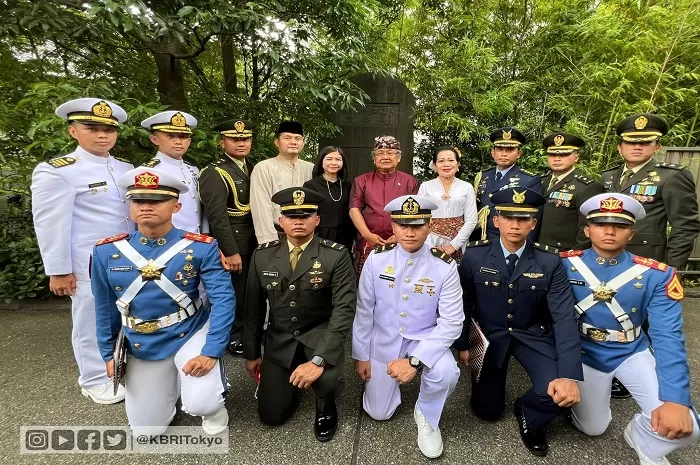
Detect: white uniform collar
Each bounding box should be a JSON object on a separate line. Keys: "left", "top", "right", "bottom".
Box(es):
{"left": 75, "top": 146, "right": 110, "bottom": 164}
{"left": 156, "top": 151, "right": 184, "bottom": 165}
{"left": 397, "top": 242, "right": 430, "bottom": 259}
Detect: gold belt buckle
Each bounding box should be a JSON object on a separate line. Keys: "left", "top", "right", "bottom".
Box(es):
{"left": 586, "top": 327, "right": 609, "bottom": 342}
{"left": 618, "top": 330, "right": 633, "bottom": 343}
{"left": 131, "top": 318, "right": 161, "bottom": 334}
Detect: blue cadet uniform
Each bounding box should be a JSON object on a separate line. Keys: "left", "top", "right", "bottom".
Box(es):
{"left": 31, "top": 97, "right": 132, "bottom": 405}
{"left": 353, "top": 195, "right": 463, "bottom": 459}
{"left": 473, "top": 128, "right": 541, "bottom": 242}
{"left": 91, "top": 167, "right": 235, "bottom": 436}
{"left": 455, "top": 187, "right": 582, "bottom": 457}
{"left": 564, "top": 193, "right": 699, "bottom": 463}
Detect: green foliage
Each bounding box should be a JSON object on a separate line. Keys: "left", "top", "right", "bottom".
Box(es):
{"left": 390, "top": 0, "right": 700, "bottom": 180}
{"left": 0, "top": 205, "right": 50, "bottom": 303}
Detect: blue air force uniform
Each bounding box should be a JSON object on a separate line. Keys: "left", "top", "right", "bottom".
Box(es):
{"left": 473, "top": 128, "right": 541, "bottom": 242}
{"left": 565, "top": 193, "right": 698, "bottom": 461}
{"left": 91, "top": 167, "right": 236, "bottom": 436}
{"left": 455, "top": 187, "right": 582, "bottom": 456}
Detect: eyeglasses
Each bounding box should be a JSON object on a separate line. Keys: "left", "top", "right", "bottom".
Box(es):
{"left": 374, "top": 150, "right": 400, "bottom": 158}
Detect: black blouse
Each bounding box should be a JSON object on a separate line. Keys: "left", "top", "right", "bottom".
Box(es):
{"left": 303, "top": 176, "right": 353, "bottom": 228}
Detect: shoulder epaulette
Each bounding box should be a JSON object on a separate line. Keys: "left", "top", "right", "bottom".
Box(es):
{"left": 430, "top": 247, "right": 454, "bottom": 264}
{"left": 373, "top": 243, "right": 397, "bottom": 254}
{"left": 574, "top": 174, "right": 594, "bottom": 185}
{"left": 184, "top": 232, "right": 214, "bottom": 244}
{"left": 256, "top": 240, "right": 280, "bottom": 250}
{"left": 559, "top": 249, "right": 584, "bottom": 258}
{"left": 655, "top": 162, "right": 684, "bottom": 170}
{"left": 466, "top": 240, "right": 490, "bottom": 248}
{"left": 319, "top": 239, "right": 345, "bottom": 251}
{"left": 46, "top": 156, "right": 78, "bottom": 168}
{"left": 95, "top": 233, "right": 129, "bottom": 246}
{"left": 602, "top": 164, "right": 622, "bottom": 173}
{"left": 533, "top": 242, "right": 559, "bottom": 254}
{"left": 632, "top": 255, "right": 669, "bottom": 271}
{"left": 519, "top": 167, "right": 538, "bottom": 177}
{"left": 213, "top": 158, "right": 226, "bottom": 166}
{"left": 142, "top": 158, "right": 161, "bottom": 168}
{"left": 112, "top": 156, "right": 131, "bottom": 164}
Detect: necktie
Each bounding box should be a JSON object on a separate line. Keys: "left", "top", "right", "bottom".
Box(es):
{"left": 495, "top": 172, "right": 503, "bottom": 183}
{"left": 620, "top": 170, "right": 635, "bottom": 190}
{"left": 548, "top": 176, "right": 559, "bottom": 191}
{"left": 506, "top": 253, "right": 518, "bottom": 276}
{"left": 290, "top": 246, "right": 302, "bottom": 271}
{"left": 242, "top": 163, "right": 248, "bottom": 175}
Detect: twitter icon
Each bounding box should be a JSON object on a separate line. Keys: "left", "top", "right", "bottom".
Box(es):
{"left": 103, "top": 430, "right": 127, "bottom": 450}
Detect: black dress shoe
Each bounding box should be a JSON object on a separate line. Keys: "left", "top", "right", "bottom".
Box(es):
{"left": 513, "top": 399, "right": 548, "bottom": 456}
{"left": 227, "top": 339, "right": 244, "bottom": 357}
{"left": 314, "top": 399, "right": 338, "bottom": 442}
{"left": 611, "top": 377, "right": 631, "bottom": 399}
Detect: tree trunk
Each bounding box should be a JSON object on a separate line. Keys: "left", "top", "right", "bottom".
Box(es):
{"left": 152, "top": 49, "right": 188, "bottom": 110}
{"left": 221, "top": 35, "right": 238, "bottom": 94}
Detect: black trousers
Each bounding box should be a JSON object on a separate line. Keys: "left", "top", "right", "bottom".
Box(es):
{"left": 229, "top": 253, "right": 251, "bottom": 338}
{"left": 257, "top": 343, "right": 344, "bottom": 426}
{"left": 471, "top": 339, "right": 569, "bottom": 431}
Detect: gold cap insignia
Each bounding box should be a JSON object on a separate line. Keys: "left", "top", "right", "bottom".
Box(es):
{"left": 171, "top": 112, "right": 187, "bottom": 127}
{"left": 502, "top": 129, "right": 512, "bottom": 140}
{"left": 600, "top": 197, "right": 623, "bottom": 213}
{"left": 553, "top": 135, "right": 564, "bottom": 146}
{"left": 512, "top": 189, "right": 526, "bottom": 204}
{"left": 92, "top": 101, "right": 113, "bottom": 118}
{"left": 634, "top": 116, "right": 648, "bottom": 130}
{"left": 234, "top": 120, "right": 246, "bottom": 132}
{"left": 135, "top": 171, "right": 159, "bottom": 188}
{"left": 401, "top": 197, "right": 420, "bottom": 215}
{"left": 293, "top": 190, "right": 305, "bottom": 205}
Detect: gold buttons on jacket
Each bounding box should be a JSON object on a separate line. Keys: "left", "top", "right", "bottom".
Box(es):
{"left": 508, "top": 298, "right": 514, "bottom": 304}
{"left": 289, "top": 285, "right": 296, "bottom": 291}
{"left": 407, "top": 260, "right": 414, "bottom": 266}
{"left": 114, "top": 286, "right": 122, "bottom": 291}
{"left": 531, "top": 286, "right": 536, "bottom": 291}
{"left": 507, "top": 314, "right": 513, "bottom": 319}
{"left": 509, "top": 284, "right": 514, "bottom": 289}
{"left": 399, "top": 328, "right": 405, "bottom": 333}
{"left": 290, "top": 301, "right": 297, "bottom": 307}
{"left": 402, "top": 295, "right": 408, "bottom": 300}
{"left": 291, "top": 317, "right": 298, "bottom": 322}
{"left": 111, "top": 254, "right": 120, "bottom": 259}
{"left": 133, "top": 343, "right": 141, "bottom": 348}
{"left": 400, "top": 312, "right": 407, "bottom": 317}
{"left": 405, "top": 278, "right": 411, "bottom": 283}
{"left": 293, "top": 330, "right": 300, "bottom": 336}
{"left": 508, "top": 328, "right": 512, "bottom": 332}
{"left": 178, "top": 333, "right": 185, "bottom": 338}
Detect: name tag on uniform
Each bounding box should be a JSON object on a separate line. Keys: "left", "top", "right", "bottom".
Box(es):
{"left": 88, "top": 181, "right": 107, "bottom": 188}
{"left": 110, "top": 266, "right": 132, "bottom": 272}
{"left": 379, "top": 274, "right": 395, "bottom": 281}
{"left": 479, "top": 267, "right": 499, "bottom": 276}
{"left": 570, "top": 279, "right": 586, "bottom": 286}
{"left": 234, "top": 180, "right": 244, "bottom": 184}
{"left": 263, "top": 271, "right": 278, "bottom": 278}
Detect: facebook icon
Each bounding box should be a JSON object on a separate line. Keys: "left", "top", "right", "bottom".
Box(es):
{"left": 77, "top": 430, "right": 101, "bottom": 451}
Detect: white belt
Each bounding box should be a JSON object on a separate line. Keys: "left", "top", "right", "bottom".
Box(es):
{"left": 121, "top": 298, "right": 202, "bottom": 333}
{"left": 579, "top": 322, "right": 641, "bottom": 343}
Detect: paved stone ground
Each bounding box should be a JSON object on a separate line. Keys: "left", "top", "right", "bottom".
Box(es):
{"left": 1, "top": 299, "right": 699, "bottom": 464}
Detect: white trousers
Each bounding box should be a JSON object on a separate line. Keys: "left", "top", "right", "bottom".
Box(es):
{"left": 71, "top": 281, "right": 110, "bottom": 388}
{"left": 572, "top": 349, "right": 699, "bottom": 459}
{"left": 124, "top": 321, "right": 227, "bottom": 436}
{"left": 362, "top": 338, "right": 460, "bottom": 430}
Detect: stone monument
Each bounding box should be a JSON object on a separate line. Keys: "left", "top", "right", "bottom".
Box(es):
{"left": 319, "top": 74, "right": 415, "bottom": 179}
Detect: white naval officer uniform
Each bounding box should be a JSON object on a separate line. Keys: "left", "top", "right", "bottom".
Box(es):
{"left": 32, "top": 145, "right": 134, "bottom": 390}
{"left": 141, "top": 110, "right": 204, "bottom": 233}
{"left": 353, "top": 194, "right": 463, "bottom": 460}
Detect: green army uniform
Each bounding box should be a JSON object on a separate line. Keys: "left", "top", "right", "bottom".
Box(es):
{"left": 198, "top": 119, "right": 257, "bottom": 346}
{"left": 538, "top": 133, "right": 605, "bottom": 250}
{"left": 243, "top": 187, "right": 357, "bottom": 440}
{"left": 601, "top": 114, "right": 700, "bottom": 267}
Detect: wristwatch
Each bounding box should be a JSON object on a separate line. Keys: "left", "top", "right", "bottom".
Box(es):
{"left": 408, "top": 356, "right": 424, "bottom": 372}
{"left": 311, "top": 355, "right": 326, "bottom": 367}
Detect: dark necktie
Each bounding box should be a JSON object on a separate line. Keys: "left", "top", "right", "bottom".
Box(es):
{"left": 495, "top": 172, "right": 503, "bottom": 183}
{"left": 620, "top": 170, "right": 635, "bottom": 190}
{"left": 506, "top": 253, "right": 518, "bottom": 276}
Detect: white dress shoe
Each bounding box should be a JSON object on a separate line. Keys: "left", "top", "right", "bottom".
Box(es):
{"left": 624, "top": 420, "right": 671, "bottom": 465}
{"left": 414, "top": 403, "right": 443, "bottom": 459}
{"left": 81, "top": 381, "right": 125, "bottom": 404}
{"left": 202, "top": 407, "right": 229, "bottom": 435}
